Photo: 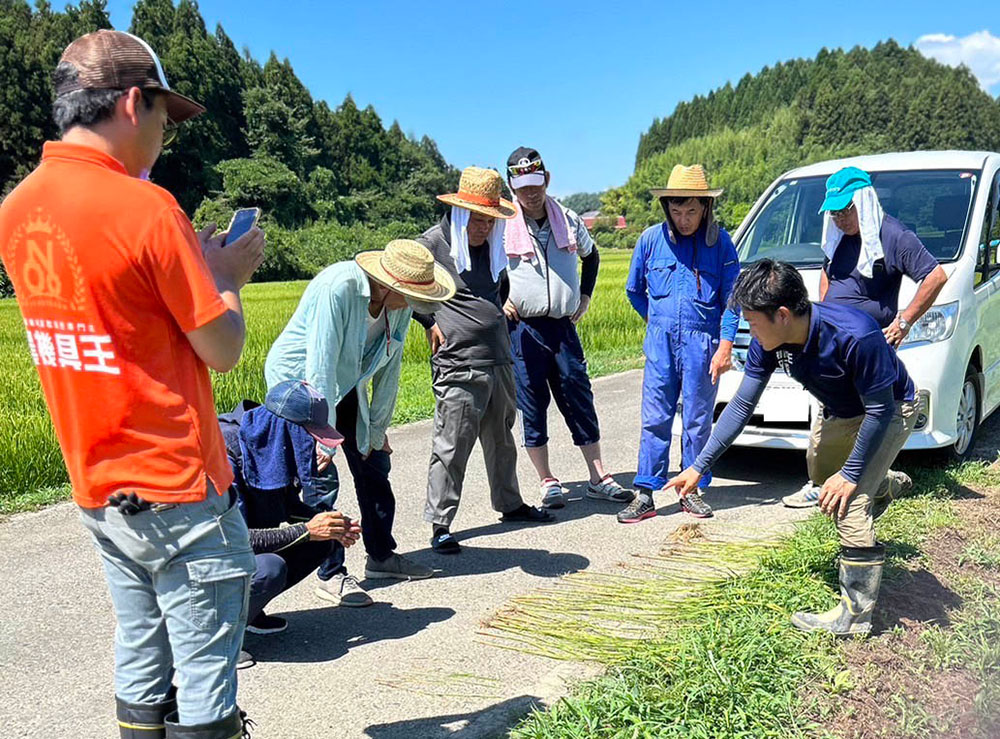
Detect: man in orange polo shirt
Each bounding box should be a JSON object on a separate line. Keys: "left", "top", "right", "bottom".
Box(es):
{"left": 0, "top": 31, "right": 265, "bottom": 738}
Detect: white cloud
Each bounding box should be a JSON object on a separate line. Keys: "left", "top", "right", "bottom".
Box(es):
{"left": 915, "top": 30, "right": 1000, "bottom": 92}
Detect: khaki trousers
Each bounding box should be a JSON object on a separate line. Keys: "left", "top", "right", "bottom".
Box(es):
{"left": 806, "top": 400, "right": 917, "bottom": 547}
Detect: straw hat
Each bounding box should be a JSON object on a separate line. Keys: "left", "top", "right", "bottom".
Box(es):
{"left": 649, "top": 164, "right": 723, "bottom": 199}
{"left": 355, "top": 239, "right": 456, "bottom": 302}
{"left": 437, "top": 166, "right": 517, "bottom": 220}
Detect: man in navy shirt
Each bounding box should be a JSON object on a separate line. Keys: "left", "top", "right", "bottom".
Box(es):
{"left": 668, "top": 260, "right": 918, "bottom": 636}
{"left": 784, "top": 166, "right": 947, "bottom": 509}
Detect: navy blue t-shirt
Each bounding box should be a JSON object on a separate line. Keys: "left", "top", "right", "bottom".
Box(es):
{"left": 744, "top": 302, "right": 915, "bottom": 419}
{"left": 824, "top": 214, "right": 939, "bottom": 328}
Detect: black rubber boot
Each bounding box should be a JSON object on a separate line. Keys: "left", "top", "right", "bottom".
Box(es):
{"left": 164, "top": 708, "right": 252, "bottom": 738}
{"left": 791, "top": 544, "right": 885, "bottom": 637}
{"left": 117, "top": 692, "right": 176, "bottom": 738}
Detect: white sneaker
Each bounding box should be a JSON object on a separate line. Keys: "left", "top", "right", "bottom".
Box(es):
{"left": 782, "top": 482, "right": 821, "bottom": 508}
{"left": 315, "top": 573, "right": 373, "bottom": 607}
{"left": 540, "top": 478, "right": 566, "bottom": 509}
{"left": 365, "top": 553, "right": 434, "bottom": 580}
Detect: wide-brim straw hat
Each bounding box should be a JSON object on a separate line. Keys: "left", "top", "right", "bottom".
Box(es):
{"left": 355, "top": 239, "right": 456, "bottom": 302}
{"left": 437, "top": 166, "right": 517, "bottom": 220}
{"left": 649, "top": 164, "right": 723, "bottom": 199}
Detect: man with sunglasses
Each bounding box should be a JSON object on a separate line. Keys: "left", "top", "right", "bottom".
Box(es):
{"left": 0, "top": 31, "right": 266, "bottom": 738}
{"left": 782, "top": 166, "right": 947, "bottom": 509}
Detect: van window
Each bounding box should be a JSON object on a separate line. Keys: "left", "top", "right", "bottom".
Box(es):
{"left": 976, "top": 170, "right": 1000, "bottom": 287}
{"left": 739, "top": 170, "right": 978, "bottom": 267}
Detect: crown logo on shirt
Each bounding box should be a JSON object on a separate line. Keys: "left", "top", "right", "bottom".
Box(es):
{"left": 7, "top": 208, "right": 85, "bottom": 312}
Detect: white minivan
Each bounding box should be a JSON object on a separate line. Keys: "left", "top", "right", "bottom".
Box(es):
{"left": 704, "top": 151, "right": 1000, "bottom": 459}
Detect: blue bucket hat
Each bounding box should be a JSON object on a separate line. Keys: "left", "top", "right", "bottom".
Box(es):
{"left": 819, "top": 166, "right": 872, "bottom": 212}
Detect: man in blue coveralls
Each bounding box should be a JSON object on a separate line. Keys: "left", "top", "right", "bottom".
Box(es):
{"left": 618, "top": 164, "right": 740, "bottom": 524}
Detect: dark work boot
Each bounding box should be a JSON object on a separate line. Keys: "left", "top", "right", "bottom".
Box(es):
{"left": 117, "top": 693, "right": 176, "bottom": 738}
{"left": 164, "top": 708, "right": 253, "bottom": 738}
{"left": 791, "top": 544, "right": 885, "bottom": 637}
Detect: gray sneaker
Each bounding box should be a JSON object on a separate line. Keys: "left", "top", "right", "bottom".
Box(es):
{"left": 680, "top": 490, "right": 713, "bottom": 518}
{"left": 586, "top": 476, "right": 634, "bottom": 503}
{"left": 315, "top": 573, "right": 373, "bottom": 607}
{"left": 365, "top": 552, "right": 434, "bottom": 580}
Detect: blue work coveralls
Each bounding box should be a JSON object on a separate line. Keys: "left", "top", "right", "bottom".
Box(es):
{"left": 626, "top": 215, "right": 740, "bottom": 491}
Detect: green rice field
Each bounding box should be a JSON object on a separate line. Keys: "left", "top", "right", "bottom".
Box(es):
{"left": 0, "top": 251, "right": 644, "bottom": 513}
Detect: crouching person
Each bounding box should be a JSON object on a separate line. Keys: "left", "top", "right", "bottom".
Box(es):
{"left": 668, "top": 260, "right": 918, "bottom": 636}
{"left": 219, "top": 380, "right": 362, "bottom": 668}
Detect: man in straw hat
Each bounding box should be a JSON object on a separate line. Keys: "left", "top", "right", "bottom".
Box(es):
{"left": 415, "top": 166, "right": 555, "bottom": 554}
{"left": 780, "top": 165, "right": 946, "bottom": 510}
{"left": 618, "top": 164, "right": 740, "bottom": 524}
{"left": 0, "top": 29, "right": 264, "bottom": 737}
{"left": 265, "top": 239, "right": 455, "bottom": 597}
{"left": 502, "top": 146, "right": 632, "bottom": 509}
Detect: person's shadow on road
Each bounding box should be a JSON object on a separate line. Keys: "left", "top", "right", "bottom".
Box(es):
{"left": 244, "top": 602, "right": 455, "bottom": 664}
{"left": 361, "top": 545, "right": 590, "bottom": 591}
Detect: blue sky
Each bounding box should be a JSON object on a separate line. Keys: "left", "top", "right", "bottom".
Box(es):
{"left": 106, "top": 0, "right": 1000, "bottom": 197}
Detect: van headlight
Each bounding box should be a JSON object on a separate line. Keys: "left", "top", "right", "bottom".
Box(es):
{"left": 902, "top": 302, "right": 959, "bottom": 345}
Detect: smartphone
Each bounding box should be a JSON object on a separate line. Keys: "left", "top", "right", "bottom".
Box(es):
{"left": 223, "top": 207, "right": 261, "bottom": 246}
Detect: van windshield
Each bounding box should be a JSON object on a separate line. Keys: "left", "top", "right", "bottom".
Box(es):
{"left": 737, "top": 170, "right": 978, "bottom": 267}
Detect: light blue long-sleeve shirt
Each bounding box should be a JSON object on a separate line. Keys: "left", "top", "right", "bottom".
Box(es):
{"left": 264, "top": 262, "right": 411, "bottom": 456}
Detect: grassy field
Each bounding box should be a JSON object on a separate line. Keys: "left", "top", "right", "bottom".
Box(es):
{"left": 0, "top": 251, "right": 644, "bottom": 513}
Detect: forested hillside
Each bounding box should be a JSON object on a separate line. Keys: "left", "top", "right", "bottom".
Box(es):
{"left": 601, "top": 41, "right": 1000, "bottom": 247}
{"left": 0, "top": 0, "right": 458, "bottom": 293}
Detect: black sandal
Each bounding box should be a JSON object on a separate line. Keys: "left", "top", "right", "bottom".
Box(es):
{"left": 500, "top": 504, "right": 556, "bottom": 524}
{"left": 431, "top": 531, "right": 461, "bottom": 554}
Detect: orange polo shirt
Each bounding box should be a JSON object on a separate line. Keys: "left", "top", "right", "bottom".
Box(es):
{"left": 0, "top": 142, "right": 234, "bottom": 508}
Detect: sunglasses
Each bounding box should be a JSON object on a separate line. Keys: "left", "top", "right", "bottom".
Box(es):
{"left": 508, "top": 160, "right": 544, "bottom": 176}
{"left": 829, "top": 202, "right": 855, "bottom": 219}
{"left": 162, "top": 117, "right": 178, "bottom": 148}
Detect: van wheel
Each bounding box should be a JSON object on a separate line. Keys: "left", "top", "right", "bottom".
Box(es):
{"left": 951, "top": 366, "right": 981, "bottom": 460}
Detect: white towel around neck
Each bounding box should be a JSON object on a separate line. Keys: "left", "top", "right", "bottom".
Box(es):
{"left": 820, "top": 186, "right": 885, "bottom": 278}
{"left": 449, "top": 206, "right": 508, "bottom": 282}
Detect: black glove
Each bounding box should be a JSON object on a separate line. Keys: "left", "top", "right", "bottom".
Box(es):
{"left": 106, "top": 492, "right": 152, "bottom": 516}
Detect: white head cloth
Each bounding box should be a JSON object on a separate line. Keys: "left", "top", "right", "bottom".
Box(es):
{"left": 449, "top": 206, "right": 508, "bottom": 282}
{"left": 821, "top": 186, "right": 885, "bottom": 278}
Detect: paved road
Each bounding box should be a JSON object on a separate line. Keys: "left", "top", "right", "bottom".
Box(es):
{"left": 3, "top": 368, "right": 993, "bottom": 738}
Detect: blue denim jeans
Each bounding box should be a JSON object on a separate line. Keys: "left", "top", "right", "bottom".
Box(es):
{"left": 79, "top": 485, "right": 255, "bottom": 726}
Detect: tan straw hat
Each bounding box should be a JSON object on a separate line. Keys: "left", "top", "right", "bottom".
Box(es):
{"left": 650, "top": 164, "right": 723, "bottom": 199}
{"left": 437, "top": 166, "right": 517, "bottom": 219}
{"left": 355, "top": 239, "right": 456, "bottom": 302}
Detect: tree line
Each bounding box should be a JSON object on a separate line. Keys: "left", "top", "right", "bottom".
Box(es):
{"left": 0, "top": 0, "right": 459, "bottom": 295}
{"left": 596, "top": 40, "right": 1000, "bottom": 249}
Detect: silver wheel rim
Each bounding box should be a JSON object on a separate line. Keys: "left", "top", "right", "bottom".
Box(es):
{"left": 954, "top": 380, "right": 977, "bottom": 456}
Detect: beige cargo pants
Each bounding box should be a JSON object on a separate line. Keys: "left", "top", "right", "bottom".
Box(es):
{"left": 806, "top": 400, "right": 917, "bottom": 547}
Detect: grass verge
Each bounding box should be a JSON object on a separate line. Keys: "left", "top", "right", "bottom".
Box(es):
{"left": 502, "top": 462, "right": 1000, "bottom": 738}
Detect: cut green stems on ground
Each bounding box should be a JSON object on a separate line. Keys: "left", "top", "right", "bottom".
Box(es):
{"left": 505, "top": 463, "right": 998, "bottom": 738}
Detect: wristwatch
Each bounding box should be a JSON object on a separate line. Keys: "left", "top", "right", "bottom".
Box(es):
{"left": 896, "top": 315, "right": 911, "bottom": 333}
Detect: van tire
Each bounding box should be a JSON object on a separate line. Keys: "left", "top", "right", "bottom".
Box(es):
{"left": 949, "top": 365, "right": 981, "bottom": 461}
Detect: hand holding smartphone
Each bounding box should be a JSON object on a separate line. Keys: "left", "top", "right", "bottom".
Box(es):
{"left": 223, "top": 207, "right": 261, "bottom": 246}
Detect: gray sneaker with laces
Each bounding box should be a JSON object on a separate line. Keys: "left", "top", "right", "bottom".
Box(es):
{"left": 680, "top": 489, "right": 713, "bottom": 518}
{"left": 315, "top": 573, "right": 373, "bottom": 607}
{"left": 365, "top": 552, "right": 434, "bottom": 580}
